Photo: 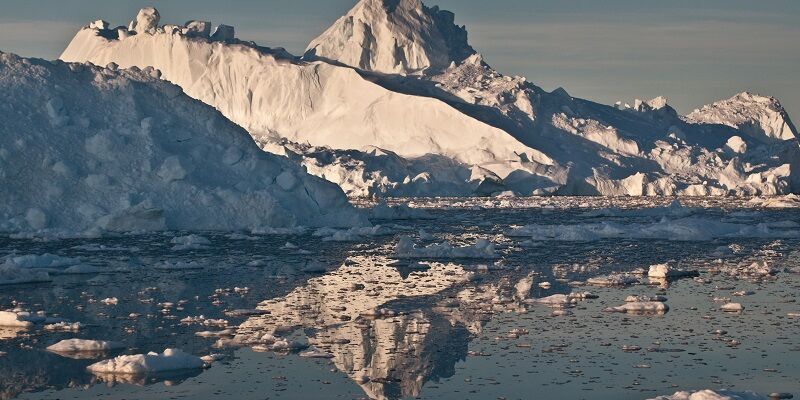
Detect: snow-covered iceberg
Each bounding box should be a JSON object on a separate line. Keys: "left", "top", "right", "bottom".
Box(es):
{"left": 60, "top": 3, "right": 799, "bottom": 197}
{"left": 0, "top": 52, "right": 365, "bottom": 234}
{"left": 86, "top": 348, "right": 206, "bottom": 375}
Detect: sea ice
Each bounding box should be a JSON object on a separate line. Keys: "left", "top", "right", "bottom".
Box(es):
{"left": 86, "top": 348, "right": 206, "bottom": 375}
{"left": 648, "top": 389, "right": 768, "bottom": 400}
{"left": 47, "top": 339, "right": 125, "bottom": 353}
{"left": 604, "top": 301, "right": 669, "bottom": 314}
{"left": 395, "top": 236, "right": 498, "bottom": 259}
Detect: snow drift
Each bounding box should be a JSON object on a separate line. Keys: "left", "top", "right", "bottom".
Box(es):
{"left": 0, "top": 52, "right": 365, "bottom": 234}
{"left": 61, "top": 3, "right": 800, "bottom": 197}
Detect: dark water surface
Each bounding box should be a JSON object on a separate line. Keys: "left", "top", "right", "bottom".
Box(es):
{"left": 1, "top": 198, "right": 798, "bottom": 400}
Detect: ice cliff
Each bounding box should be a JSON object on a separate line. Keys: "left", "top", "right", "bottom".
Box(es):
{"left": 0, "top": 52, "right": 365, "bottom": 234}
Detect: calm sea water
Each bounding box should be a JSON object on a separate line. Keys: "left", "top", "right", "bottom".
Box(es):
{"left": 2, "top": 198, "right": 798, "bottom": 400}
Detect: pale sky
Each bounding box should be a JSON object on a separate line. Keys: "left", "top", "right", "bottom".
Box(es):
{"left": 1, "top": 0, "right": 798, "bottom": 123}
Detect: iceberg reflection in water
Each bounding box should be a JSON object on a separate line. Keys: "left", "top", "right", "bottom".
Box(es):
{"left": 2, "top": 197, "right": 800, "bottom": 400}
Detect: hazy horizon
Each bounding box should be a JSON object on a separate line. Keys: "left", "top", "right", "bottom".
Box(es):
{"left": 1, "top": 0, "right": 798, "bottom": 122}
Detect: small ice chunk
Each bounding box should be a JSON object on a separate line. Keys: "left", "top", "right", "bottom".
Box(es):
{"left": 721, "top": 303, "right": 744, "bottom": 312}
{"left": 587, "top": 274, "right": 638, "bottom": 286}
{"left": 648, "top": 264, "right": 698, "bottom": 279}
{"left": 87, "top": 348, "right": 206, "bottom": 375}
{"left": 299, "top": 348, "right": 334, "bottom": 359}
{"left": 626, "top": 295, "right": 667, "bottom": 303}
{"left": 170, "top": 234, "right": 211, "bottom": 251}
{"left": 43, "top": 322, "right": 83, "bottom": 332}
{"left": 100, "top": 297, "right": 118, "bottom": 305}
{"left": 0, "top": 311, "right": 33, "bottom": 328}
{"left": 605, "top": 301, "right": 669, "bottom": 314}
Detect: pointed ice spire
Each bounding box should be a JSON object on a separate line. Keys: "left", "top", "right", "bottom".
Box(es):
{"left": 304, "top": 0, "right": 476, "bottom": 75}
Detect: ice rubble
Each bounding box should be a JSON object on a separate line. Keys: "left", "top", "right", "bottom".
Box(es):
{"left": 395, "top": 236, "right": 498, "bottom": 259}
{"left": 86, "top": 348, "right": 206, "bottom": 375}
{"left": 506, "top": 218, "right": 800, "bottom": 242}
{"left": 648, "top": 389, "right": 769, "bottom": 400}
{"left": 604, "top": 301, "right": 669, "bottom": 314}
{"left": 0, "top": 310, "right": 68, "bottom": 328}
{"left": 60, "top": 4, "right": 800, "bottom": 197}
{"left": 170, "top": 234, "right": 211, "bottom": 251}
{"left": 0, "top": 52, "right": 364, "bottom": 234}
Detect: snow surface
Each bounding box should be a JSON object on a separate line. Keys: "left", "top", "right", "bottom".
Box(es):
{"left": 60, "top": 5, "right": 800, "bottom": 197}
{"left": 86, "top": 348, "right": 206, "bottom": 375}
{"left": 0, "top": 52, "right": 365, "bottom": 234}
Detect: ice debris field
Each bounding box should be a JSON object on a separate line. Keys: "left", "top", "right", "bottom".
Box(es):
{"left": 1, "top": 197, "right": 799, "bottom": 400}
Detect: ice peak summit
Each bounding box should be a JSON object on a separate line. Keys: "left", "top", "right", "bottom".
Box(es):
{"left": 688, "top": 91, "right": 798, "bottom": 143}
{"left": 305, "top": 0, "right": 476, "bottom": 75}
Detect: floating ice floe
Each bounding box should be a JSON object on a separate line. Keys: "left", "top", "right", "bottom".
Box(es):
{"left": 0, "top": 254, "right": 110, "bottom": 283}
{"left": 395, "top": 236, "right": 498, "bottom": 259}
{"left": 0, "top": 262, "right": 51, "bottom": 286}
{"left": 0, "top": 310, "right": 70, "bottom": 328}
{"left": 528, "top": 292, "right": 596, "bottom": 308}
{"left": 300, "top": 260, "right": 331, "bottom": 274}
{"left": 750, "top": 194, "right": 800, "bottom": 209}
{"left": 196, "top": 329, "right": 235, "bottom": 338}
{"left": 87, "top": 348, "right": 207, "bottom": 375}
{"left": 713, "top": 261, "right": 779, "bottom": 279}
{"left": 299, "top": 348, "right": 335, "bottom": 359}
{"left": 170, "top": 235, "right": 211, "bottom": 251}
{"left": 47, "top": 339, "right": 125, "bottom": 353}
{"left": 370, "top": 203, "right": 433, "bottom": 220}
{"left": 314, "top": 225, "right": 393, "bottom": 242}
{"left": 5, "top": 254, "right": 82, "bottom": 269}
{"left": 721, "top": 303, "right": 745, "bottom": 312}
{"left": 604, "top": 301, "right": 669, "bottom": 314}
{"left": 100, "top": 297, "right": 118, "bottom": 305}
{"left": 625, "top": 295, "right": 667, "bottom": 303}
{"left": 647, "top": 389, "right": 769, "bottom": 400}
{"left": 180, "top": 316, "right": 228, "bottom": 327}
{"left": 586, "top": 274, "right": 639, "bottom": 286}
{"left": 43, "top": 322, "right": 83, "bottom": 332}
{"left": 648, "top": 264, "right": 699, "bottom": 279}
{"left": 506, "top": 218, "right": 800, "bottom": 242}
{"left": 0, "top": 311, "right": 35, "bottom": 328}
{"left": 153, "top": 261, "right": 205, "bottom": 271}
